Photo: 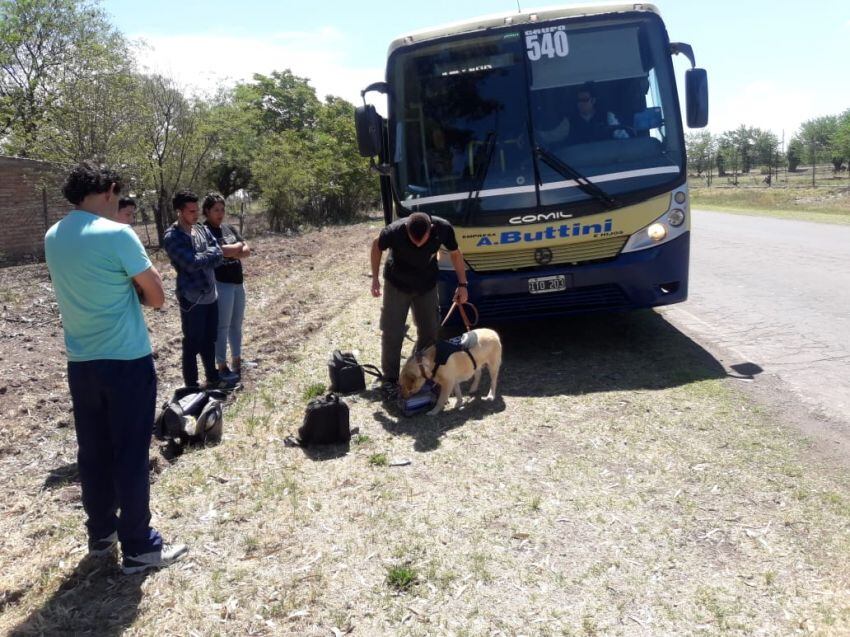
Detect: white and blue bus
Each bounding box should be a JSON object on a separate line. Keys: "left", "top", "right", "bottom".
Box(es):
{"left": 356, "top": 3, "right": 708, "bottom": 321}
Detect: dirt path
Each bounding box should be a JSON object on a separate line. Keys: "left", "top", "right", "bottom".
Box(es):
{"left": 2, "top": 219, "right": 849, "bottom": 636}
{"left": 0, "top": 221, "right": 378, "bottom": 580}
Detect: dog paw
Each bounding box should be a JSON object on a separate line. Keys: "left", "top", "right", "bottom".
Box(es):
{"left": 426, "top": 408, "right": 441, "bottom": 416}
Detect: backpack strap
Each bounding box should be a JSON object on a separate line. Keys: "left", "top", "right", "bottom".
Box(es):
{"left": 361, "top": 364, "right": 382, "bottom": 379}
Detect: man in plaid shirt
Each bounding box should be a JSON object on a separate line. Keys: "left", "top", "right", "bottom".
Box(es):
{"left": 163, "top": 190, "right": 244, "bottom": 389}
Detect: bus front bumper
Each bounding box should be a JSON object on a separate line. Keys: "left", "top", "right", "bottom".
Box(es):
{"left": 438, "top": 231, "right": 689, "bottom": 322}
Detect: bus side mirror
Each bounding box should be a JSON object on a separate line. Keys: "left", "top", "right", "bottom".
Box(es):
{"left": 355, "top": 104, "right": 383, "bottom": 157}
{"left": 685, "top": 68, "right": 709, "bottom": 128}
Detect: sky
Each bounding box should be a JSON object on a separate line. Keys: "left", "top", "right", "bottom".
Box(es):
{"left": 103, "top": 0, "right": 850, "bottom": 142}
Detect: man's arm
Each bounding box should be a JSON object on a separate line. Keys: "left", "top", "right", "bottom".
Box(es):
{"left": 449, "top": 249, "right": 469, "bottom": 304}
{"left": 221, "top": 242, "right": 243, "bottom": 258}
{"left": 163, "top": 230, "right": 223, "bottom": 272}
{"left": 132, "top": 266, "right": 165, "bottom": 308}
{"left": 370, "top": 238, "right": 383, "bottom": 297}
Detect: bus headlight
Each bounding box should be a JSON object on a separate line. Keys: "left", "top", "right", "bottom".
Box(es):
{"left": 668, "top": 208, "right": 685, "bottom": 227}
{"left": 647, "top": 223, "right": 667, "bottom": 241}
{"left": 622, "top": 208, "right": 689, "bottom": 254}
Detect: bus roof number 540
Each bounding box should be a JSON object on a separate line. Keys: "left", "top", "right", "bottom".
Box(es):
{"left": 525, "top": 27, "right": 569, "bottom": 61}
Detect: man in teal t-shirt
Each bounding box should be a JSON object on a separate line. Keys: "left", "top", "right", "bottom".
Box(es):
{"left": 45, "top": 161, "right": 187, "bottom": 575}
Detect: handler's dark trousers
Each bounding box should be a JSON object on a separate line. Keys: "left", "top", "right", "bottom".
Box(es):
{"left": 380, "top": 280, "right": 440, "bottom": 381}
{"left": 67, "top": 355, "right": 163, "bottom": 556}
{"left": 179, "top": 296, "right": 219, "bottom": 387}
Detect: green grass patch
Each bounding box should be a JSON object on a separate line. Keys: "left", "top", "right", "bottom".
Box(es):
{"left": 302, "top": 382, "right": 327, "bottom": 400}
{"left": 386, "top": 564, "right": 417, "bottom": 591}
{"left": 368, "top": 452, "right": 388, "bottom": 466}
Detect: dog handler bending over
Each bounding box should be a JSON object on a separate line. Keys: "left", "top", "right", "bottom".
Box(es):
{"left": 370, "top": 212, "right": 468, "bottom": 396}
{"left": 45, "top": 162, "right": 187, "bottom": 574}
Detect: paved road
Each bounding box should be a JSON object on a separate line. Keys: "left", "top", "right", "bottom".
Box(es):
{"left": 661, "top": 209, "right": 850, "bottom": 427}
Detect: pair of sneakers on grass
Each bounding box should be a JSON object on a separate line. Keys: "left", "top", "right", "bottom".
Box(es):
{"left": 88, "top": 534, "right": 188, "bottom": 575}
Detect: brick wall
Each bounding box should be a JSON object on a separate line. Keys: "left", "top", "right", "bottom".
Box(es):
{"left": 0, "top": 155, "right": 68, "bottom": 266}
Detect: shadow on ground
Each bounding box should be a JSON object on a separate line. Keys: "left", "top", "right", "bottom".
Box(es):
{"left": 8, "top": 555, "right": 147, "bottom": 636}
{"left": 373, "top": 310, "right": 727, "bottom": 451}
{"left": 42, "top": 462, "right": 79, "bottom": 489}
{"left": 491, "top": 309, "right": 727, "bottom": 397}
{"left": 373, "top": 393, "right": 507, "bottom": 452}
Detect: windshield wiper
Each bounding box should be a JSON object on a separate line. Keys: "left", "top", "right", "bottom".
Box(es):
{"left": 463, "top": 131, "right": 497, "bottom": 225}
{"left": 535, "top": 145, "right": 617, "bottom": 209}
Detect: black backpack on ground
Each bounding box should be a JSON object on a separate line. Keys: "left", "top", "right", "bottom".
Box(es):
{"left": 298, "top": 393, "right": 351, "bottom": 446}
{"left": 328, "top": 350, "right": 381, "bottom": 394}
{"left": 154, "top": 387, "right": 226, "bottom": 446}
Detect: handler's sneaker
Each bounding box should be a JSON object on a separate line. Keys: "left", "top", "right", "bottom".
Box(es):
{"left": 122, "top": 543, "right": 188, "bottom": 575}
{"left": 88, "top": 531, "right": 118, "bottom": 556}
{"left": 381, "top": 380, "right": 400, "bottom": 401}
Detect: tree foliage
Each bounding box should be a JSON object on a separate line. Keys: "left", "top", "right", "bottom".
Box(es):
{"left": 241, "top": 72, "right": 375, "bottom": 230}
{"left": 792, "top": 115, "right": 846, "bottom": 172}
{"left": 0, "top": 0, "right": 126, "bottom": 157}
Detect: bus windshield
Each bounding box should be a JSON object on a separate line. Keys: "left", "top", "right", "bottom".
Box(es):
{"left": 389, "top": 14, "right": 684, "bottom": 225}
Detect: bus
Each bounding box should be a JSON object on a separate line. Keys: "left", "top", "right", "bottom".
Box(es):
{"left": 355, "top": 3, "right": 708, "bottom": 322}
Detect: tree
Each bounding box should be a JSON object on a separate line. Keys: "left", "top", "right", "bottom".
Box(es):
{"left": 202, "top": 91, "right": 261, "bottom": 197}
{"left": 685, "top": 131, "right": 715, "bottom": 182}
{"left": 752, "top": 128, "right": 780, "bottom": 184}
{"left": 235, "top": 70, "right": 321, "bottom": 134}
{"left": 245, "top": 72, "right": 375, "bottom": 230}
{"left": 786, "top": 138, "right": 803, "bottom": 172}
{"left": 835, "top": 109, "right": 850, "bottom": 178}
{"left": 133, "top": 74, "right": 216, "bottom": 243}
{"left": 717, "top": 132, "right": 740, "bottom": 182}
{"left": 795, "top": 115, "right": 839, "bottom": 172}
{"left": 0, "top": 0, "right": 125, "bottom": 157}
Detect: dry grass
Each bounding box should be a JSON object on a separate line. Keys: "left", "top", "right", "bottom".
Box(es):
{"left": 691, "top": 175, "right": 850, "bottom": 224}
{"left": 2, "top": 220, "right": 850, "bottom": 636}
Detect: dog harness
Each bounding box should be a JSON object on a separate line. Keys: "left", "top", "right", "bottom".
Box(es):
{"left": 417, "top": 333, "right": 477, "bottom": 380}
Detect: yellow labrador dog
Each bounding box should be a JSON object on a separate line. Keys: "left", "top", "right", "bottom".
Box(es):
{"left": 399, "top": 328, "right": 502, "bottom": 415}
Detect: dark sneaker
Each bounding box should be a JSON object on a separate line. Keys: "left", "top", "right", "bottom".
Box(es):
{"left": 381, "top": 380, "right": 400, "bottom": 401}
{"left": 122, "top": 543, "right": 188, "bottom": 575}
{"left": 204, "top": 377, "right": 237, "bottom": 391}
{"left": 88, "top": 531, "right": 117, "bottom": 556}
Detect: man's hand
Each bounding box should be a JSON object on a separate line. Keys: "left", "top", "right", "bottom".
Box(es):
{"left": 371, "top": 276, "right": 381, "bottom": 297}
{"left": 453, "top": 286, "right": 469, "bottom": 304}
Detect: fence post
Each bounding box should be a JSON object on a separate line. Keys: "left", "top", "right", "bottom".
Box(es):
{"left": 42, "top": 187, "right": 49, "bottom": 233}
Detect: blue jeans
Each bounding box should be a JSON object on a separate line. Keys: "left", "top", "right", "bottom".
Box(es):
{"left": 215, "top": 281, "right": 245, "bottom": 366}
{"left": 179, "top": 296, "right": 219, "bottom": 386}
{"left": 67, "top": 355, "right": 163, "bottom": 556}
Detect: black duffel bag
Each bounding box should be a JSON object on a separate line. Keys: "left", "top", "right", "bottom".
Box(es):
{"left": 154, "top": 387, "right": 226, "bottom": 446}
{"left": 298, "top": 393, "right": 351, "bottom": 446}
{"left": 328, "top": 350, "right": 381, "bottom": 394}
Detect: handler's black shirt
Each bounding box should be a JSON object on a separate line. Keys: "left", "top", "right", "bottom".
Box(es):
{"left": 378, "top": 216, "right": 459, "bottom": 294}
{"left": 205, "top": 222, "right": 244, "bottom": 284}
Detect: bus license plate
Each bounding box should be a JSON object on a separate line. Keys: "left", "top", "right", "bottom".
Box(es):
{"left": 528, "top": 275, "right": 566, "bottom": 294}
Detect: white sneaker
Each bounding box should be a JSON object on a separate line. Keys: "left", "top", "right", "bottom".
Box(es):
{"left": 122, "top": 543, "right": 188, "bottom": 575}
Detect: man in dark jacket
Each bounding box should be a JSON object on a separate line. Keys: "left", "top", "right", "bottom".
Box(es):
{"left": 370, "top": 212, "right": 469, "bottom": 396}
